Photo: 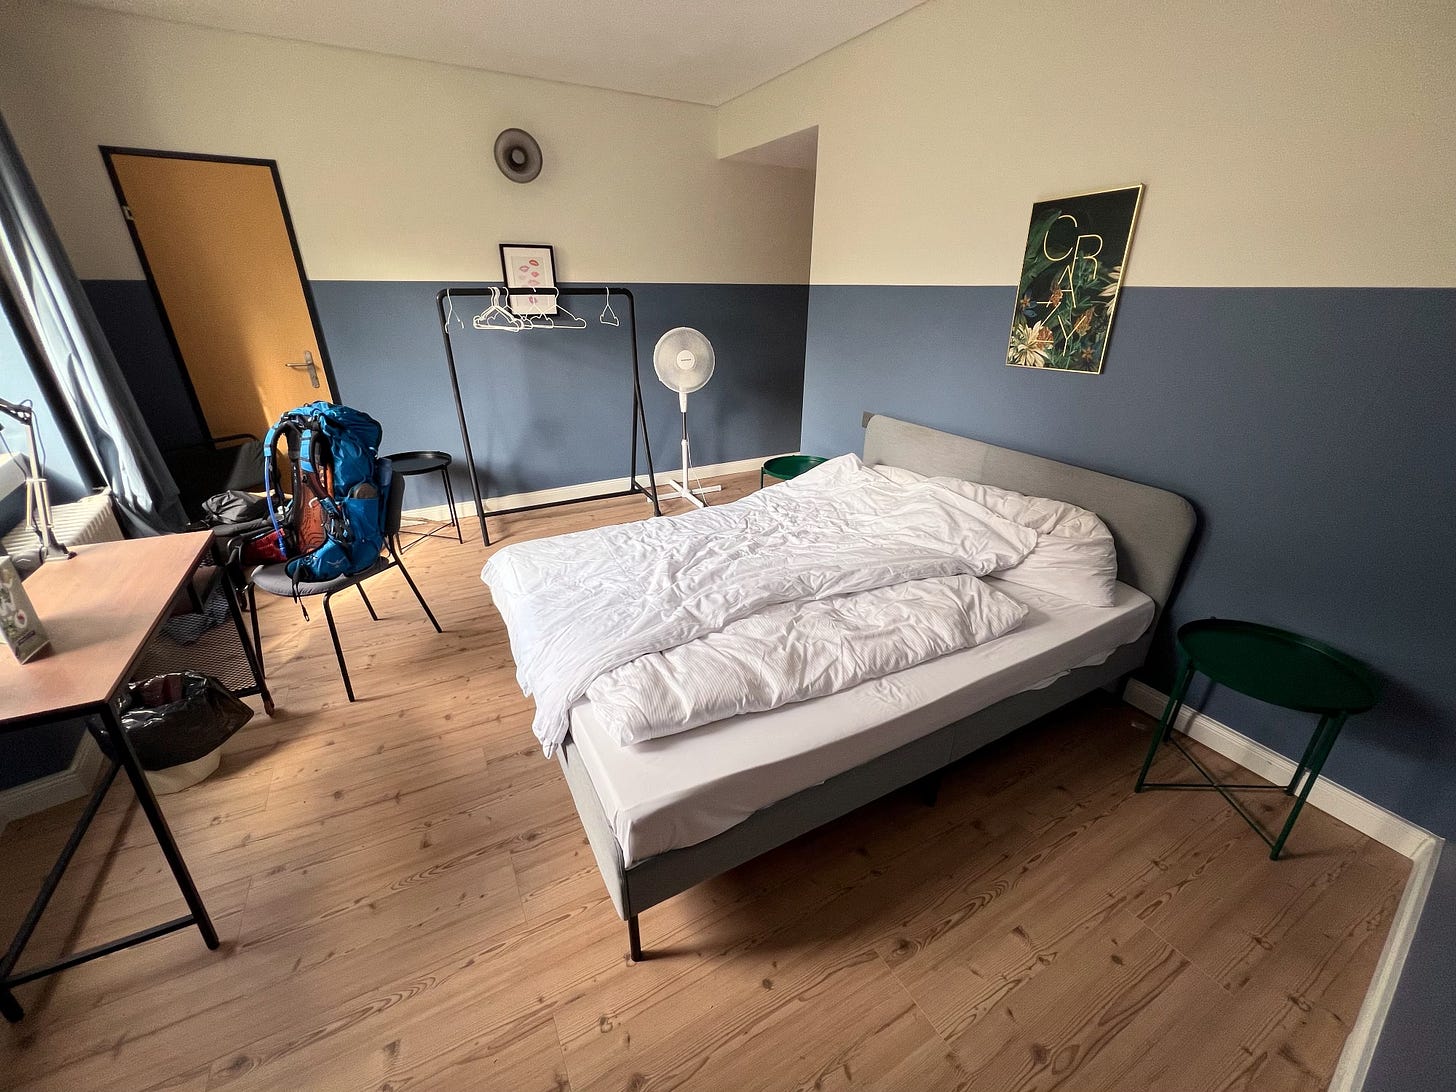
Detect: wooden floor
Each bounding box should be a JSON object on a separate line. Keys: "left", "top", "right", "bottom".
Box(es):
{"left": 0, "top": 471, "right": 1409, "bottom": 1091}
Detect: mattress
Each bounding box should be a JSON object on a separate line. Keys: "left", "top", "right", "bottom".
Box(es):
{"left": 568, "top": 578, "right": 1155, "bottom": 865}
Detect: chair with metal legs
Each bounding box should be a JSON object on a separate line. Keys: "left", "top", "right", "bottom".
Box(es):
{"left": 245, "top": 463, "right": 442, "bottom": 702}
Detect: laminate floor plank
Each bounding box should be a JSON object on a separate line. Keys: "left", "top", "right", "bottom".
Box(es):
{"left": 0, "top": 470, "right": 1411, "bottom": 1091}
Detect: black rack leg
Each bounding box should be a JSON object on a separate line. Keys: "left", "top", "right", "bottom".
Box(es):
{"left": 98, "top": 707, "right": 219, "bottom": 951}
{"left": 627, "top": 915, "right": 643, "bottom": 963}
{"left": 0, "top": 986, "right": 21, "bottom": 1023}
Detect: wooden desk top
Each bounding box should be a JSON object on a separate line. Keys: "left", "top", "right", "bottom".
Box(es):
{"left": 0, "top": 532, "right": 212, "bottom": 725}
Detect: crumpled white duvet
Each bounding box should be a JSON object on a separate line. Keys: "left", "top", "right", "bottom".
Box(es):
{"left": 482, "top": 454, "right": 1043, "bottom": 755}
{"left": 583, "top": 574, "right": 1029, "bottom": 745}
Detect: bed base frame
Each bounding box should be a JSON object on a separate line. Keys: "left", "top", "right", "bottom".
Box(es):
{"left": 558, "top": 414, "right": 1197, "bottom": 961}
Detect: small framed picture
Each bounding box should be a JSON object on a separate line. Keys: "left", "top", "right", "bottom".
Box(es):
{"left": 500, "top": 243, "right": 558, "bottom": 316}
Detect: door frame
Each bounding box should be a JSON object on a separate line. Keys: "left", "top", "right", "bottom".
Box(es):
{"left": 98, "top": 146, "right": 342, "bottom": 446}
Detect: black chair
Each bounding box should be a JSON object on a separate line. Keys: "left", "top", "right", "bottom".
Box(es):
{"left": 164, "top": 433, "right": 265, "bottom": 519}
{"left": 245, "top": 463, "right": 441, "bottom": 702}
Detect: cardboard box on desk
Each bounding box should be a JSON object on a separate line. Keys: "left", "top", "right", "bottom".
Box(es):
{"left": 0, "top": 555, "right": 50, "bottom": 663}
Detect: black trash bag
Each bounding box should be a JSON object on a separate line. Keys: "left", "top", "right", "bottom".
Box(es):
{"left": 112, "top": 671, "right": 254, "bottom": 771}
{"left": 201, "top": 490, "right": 270, "bottom": 527}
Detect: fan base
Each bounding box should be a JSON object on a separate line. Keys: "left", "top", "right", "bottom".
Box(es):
{"left": 668, "top": 478, "right": 720, "bottom": 508}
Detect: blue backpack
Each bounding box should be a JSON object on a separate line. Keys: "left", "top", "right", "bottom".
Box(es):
{"left": 256, "top": 402, "right": 391, "bottom": 583}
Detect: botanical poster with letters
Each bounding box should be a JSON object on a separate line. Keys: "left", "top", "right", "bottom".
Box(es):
{"left": 1007, "top": 185, "right": 1142, "bottom": 373}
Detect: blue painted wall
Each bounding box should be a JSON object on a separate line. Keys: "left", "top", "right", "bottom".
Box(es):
{"left": 85, "top": 279, "right": 808, "bottom": 509}
{"left": 0, "top": 298, "right": 90, "bottom": 503}
{"left": 801, "top": 284, "right": 1456, "bottom": 839}
{"left": 312, "top": 282, "right": 808, "bottom": 512}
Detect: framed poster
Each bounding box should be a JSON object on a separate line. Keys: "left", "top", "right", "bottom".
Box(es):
{"left": 1006, "top": 185, "right": 1142, "bottom": 374}
{"left": 500, "top": 243, "right": 558, "bottom": 316}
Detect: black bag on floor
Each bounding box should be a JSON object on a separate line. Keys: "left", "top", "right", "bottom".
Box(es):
{"left": 112, "top": 671, "right": 254, "bottom": 771}
{"left": 200, "top": 489, "right": 270, "bottom": 527}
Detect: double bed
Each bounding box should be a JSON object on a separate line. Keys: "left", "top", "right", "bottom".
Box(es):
{"left": 494, "top": 414, "right": 1196, "bottom": 959}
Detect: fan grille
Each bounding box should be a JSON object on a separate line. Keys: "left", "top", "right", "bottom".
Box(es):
{"left": 653, "top": 327, "right": 715, "bottom": 394}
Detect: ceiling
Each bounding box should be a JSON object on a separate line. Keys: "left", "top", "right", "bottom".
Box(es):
{"left": 69, "top": 0, "right": 928, "bottom": 106}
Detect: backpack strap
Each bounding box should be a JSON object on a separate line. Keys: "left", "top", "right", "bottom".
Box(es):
{"left": 296, "top": 419, "right": 347, "bottom": 537}
{"left": 260, "top": 418, "right": 290, "bottom": 558}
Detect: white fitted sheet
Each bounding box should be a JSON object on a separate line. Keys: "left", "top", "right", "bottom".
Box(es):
{"left": 569, "top": 579, "right": 1155, "bottom": 865}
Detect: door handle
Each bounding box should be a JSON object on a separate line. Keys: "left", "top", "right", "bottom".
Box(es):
{"left": 285, "top": 351, "right": 320, "bottom": 389}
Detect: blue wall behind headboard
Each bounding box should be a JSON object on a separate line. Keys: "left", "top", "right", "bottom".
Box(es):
{"left": 802, "top": 283, "right": 1456, "bottom": 839}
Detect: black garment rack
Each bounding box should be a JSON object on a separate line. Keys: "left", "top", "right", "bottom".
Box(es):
{"left": 435, "top": 286, "right": 661, "bottom": 546}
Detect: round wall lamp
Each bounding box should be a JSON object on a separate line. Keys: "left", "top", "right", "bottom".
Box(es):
{"left": 493, "top": 128, "right": 543, "bottom": 183}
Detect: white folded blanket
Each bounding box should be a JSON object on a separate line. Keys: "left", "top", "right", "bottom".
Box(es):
{"left": 583, "top": 574, "right": 1029, "bottom": 745}
{"left": 482, "top": 454, "right": 1040, "bottom": 755}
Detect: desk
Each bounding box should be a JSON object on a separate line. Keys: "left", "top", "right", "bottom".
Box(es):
{"left": 0, "top": 532, "right": 270, "bottom": 1021}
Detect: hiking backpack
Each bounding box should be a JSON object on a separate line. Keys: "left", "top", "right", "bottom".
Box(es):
{"left": 245, "top": 402, "right": 391, "bottom": 583}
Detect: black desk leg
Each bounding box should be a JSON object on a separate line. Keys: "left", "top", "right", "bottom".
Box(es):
{"left": 96, "top": 707, "right": 220, "bottom": 950}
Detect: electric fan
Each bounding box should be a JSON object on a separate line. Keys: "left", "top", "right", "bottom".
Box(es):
{"left": 652, "top": 327, "right": 720, "bottom": 507}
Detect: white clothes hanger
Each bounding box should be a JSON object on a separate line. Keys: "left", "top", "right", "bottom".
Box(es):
{"left": 473, "top": 287, "right": 524, "bottom": 330}
{"left": 599, "top": 287, "right": 620, "bottom": 327}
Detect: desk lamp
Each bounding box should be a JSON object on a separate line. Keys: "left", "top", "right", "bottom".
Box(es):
{"left": 0, "top": 396, "right": 74, "bottom": 563}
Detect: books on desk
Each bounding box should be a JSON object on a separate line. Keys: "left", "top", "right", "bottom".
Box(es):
{"left": 0, "top": 556, "right": 50, "bottom": 663}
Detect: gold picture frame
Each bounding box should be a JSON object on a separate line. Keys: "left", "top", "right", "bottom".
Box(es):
{"left": 1007, "top": 184, "right": 1143, "bottom": 374}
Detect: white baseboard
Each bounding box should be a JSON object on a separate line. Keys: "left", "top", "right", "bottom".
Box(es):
{"left": 403, "top": 453, "right": 795, "bottom": 522}
{"left": 0, "top": 732, "right": 105, "bottom": 836}
{"left": 1123, "top": 680, "right": 1435, "bottom": 858}
{"left": 1330, "top": 836, "right": 1443, "bottom": 1092}
{"left": 1123, "top": 679, "right": 1443, "bottom": 1092}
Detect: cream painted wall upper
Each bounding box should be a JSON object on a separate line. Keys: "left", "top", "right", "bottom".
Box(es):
{"left": 0, "top": 0, "right": 814, "bottom": 284}
{"left": 719, "top": 0, "right": 1456, "bottom": 288}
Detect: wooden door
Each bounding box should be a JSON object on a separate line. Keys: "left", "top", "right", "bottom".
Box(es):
{"left": 102, "top": 150, "right": 335, "bottom": 443}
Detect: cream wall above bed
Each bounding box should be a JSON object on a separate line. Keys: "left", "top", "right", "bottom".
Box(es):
{"left": 717, "top": 0, "right": 1455, "bottom": 288}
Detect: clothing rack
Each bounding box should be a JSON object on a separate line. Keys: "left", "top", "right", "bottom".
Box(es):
{"left": 435, "top": 286, "right": 661, "bottom": 546}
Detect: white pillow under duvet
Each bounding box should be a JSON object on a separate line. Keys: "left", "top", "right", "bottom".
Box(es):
{"left": 871, "top": 463, "right": 1118, "bottom": 607}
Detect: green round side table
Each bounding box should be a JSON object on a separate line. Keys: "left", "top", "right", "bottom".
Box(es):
{"left": 1134, "top": 618, "right": 1380, "bottom": 860}
{"left": 760, "top": 454, "right": 827, "bottom": 489}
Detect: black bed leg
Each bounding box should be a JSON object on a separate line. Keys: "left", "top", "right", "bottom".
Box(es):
{"left": 918, "top": 771, "right": 942, "bottom": 808}
{"left": 627, "top": 915, "right": 643, "bottom": 963}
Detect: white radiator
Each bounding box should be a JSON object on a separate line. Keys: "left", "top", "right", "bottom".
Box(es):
{"left": 1, "top": 490, "right": 123, "bottom": 553}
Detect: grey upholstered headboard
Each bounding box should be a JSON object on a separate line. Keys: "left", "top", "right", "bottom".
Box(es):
{"left": 863, "top": 414, "right": 1196, "bottom": 621}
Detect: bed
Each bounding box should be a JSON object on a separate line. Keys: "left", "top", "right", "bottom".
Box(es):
{"left": 510, "top": 414, "right": 1196, "bottom": 959}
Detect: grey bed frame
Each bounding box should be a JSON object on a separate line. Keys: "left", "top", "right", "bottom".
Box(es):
{"left": 557, "top": 414, "right": 1197, "bottom": 961}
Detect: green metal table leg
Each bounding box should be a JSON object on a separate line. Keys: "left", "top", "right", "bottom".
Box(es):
{"left": 1269, "top": 712, "right": 1346, "bottom": 860}
{"left": 1135, "top": 654, "right": 1195, "bottom": 792}
{"left": 1285, "top": 713, "right": 1333, "bottom": 797}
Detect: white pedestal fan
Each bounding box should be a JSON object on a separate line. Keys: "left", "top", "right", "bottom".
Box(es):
{"left": 652, "top": 327, "right": 721, "bottom": 508}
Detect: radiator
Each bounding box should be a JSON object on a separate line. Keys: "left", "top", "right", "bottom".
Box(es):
{"left": 1, "top": 491, "right": 124, "bottom": 553}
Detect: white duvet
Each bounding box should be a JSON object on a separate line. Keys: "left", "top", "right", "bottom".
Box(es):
{"left": 584, "top": 574, "right": 1029, "bottom": 745}
{"left": 482, "top": 455, "right": 1117, "bottom": 756}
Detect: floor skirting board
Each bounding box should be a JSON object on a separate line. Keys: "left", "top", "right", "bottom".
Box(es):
{"left": 1123, "top": 679, "right": 1443, "bottom": 1092}
{"left": 402, "top": 453, "right": 795, "bottom": 523}
{"left": 0, "top": 734, "right": 104, "bottom": 837}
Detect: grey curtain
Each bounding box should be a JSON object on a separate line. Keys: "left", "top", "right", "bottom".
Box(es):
{"left": 0, "top": 111, "right": 185, "bottom": 535}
